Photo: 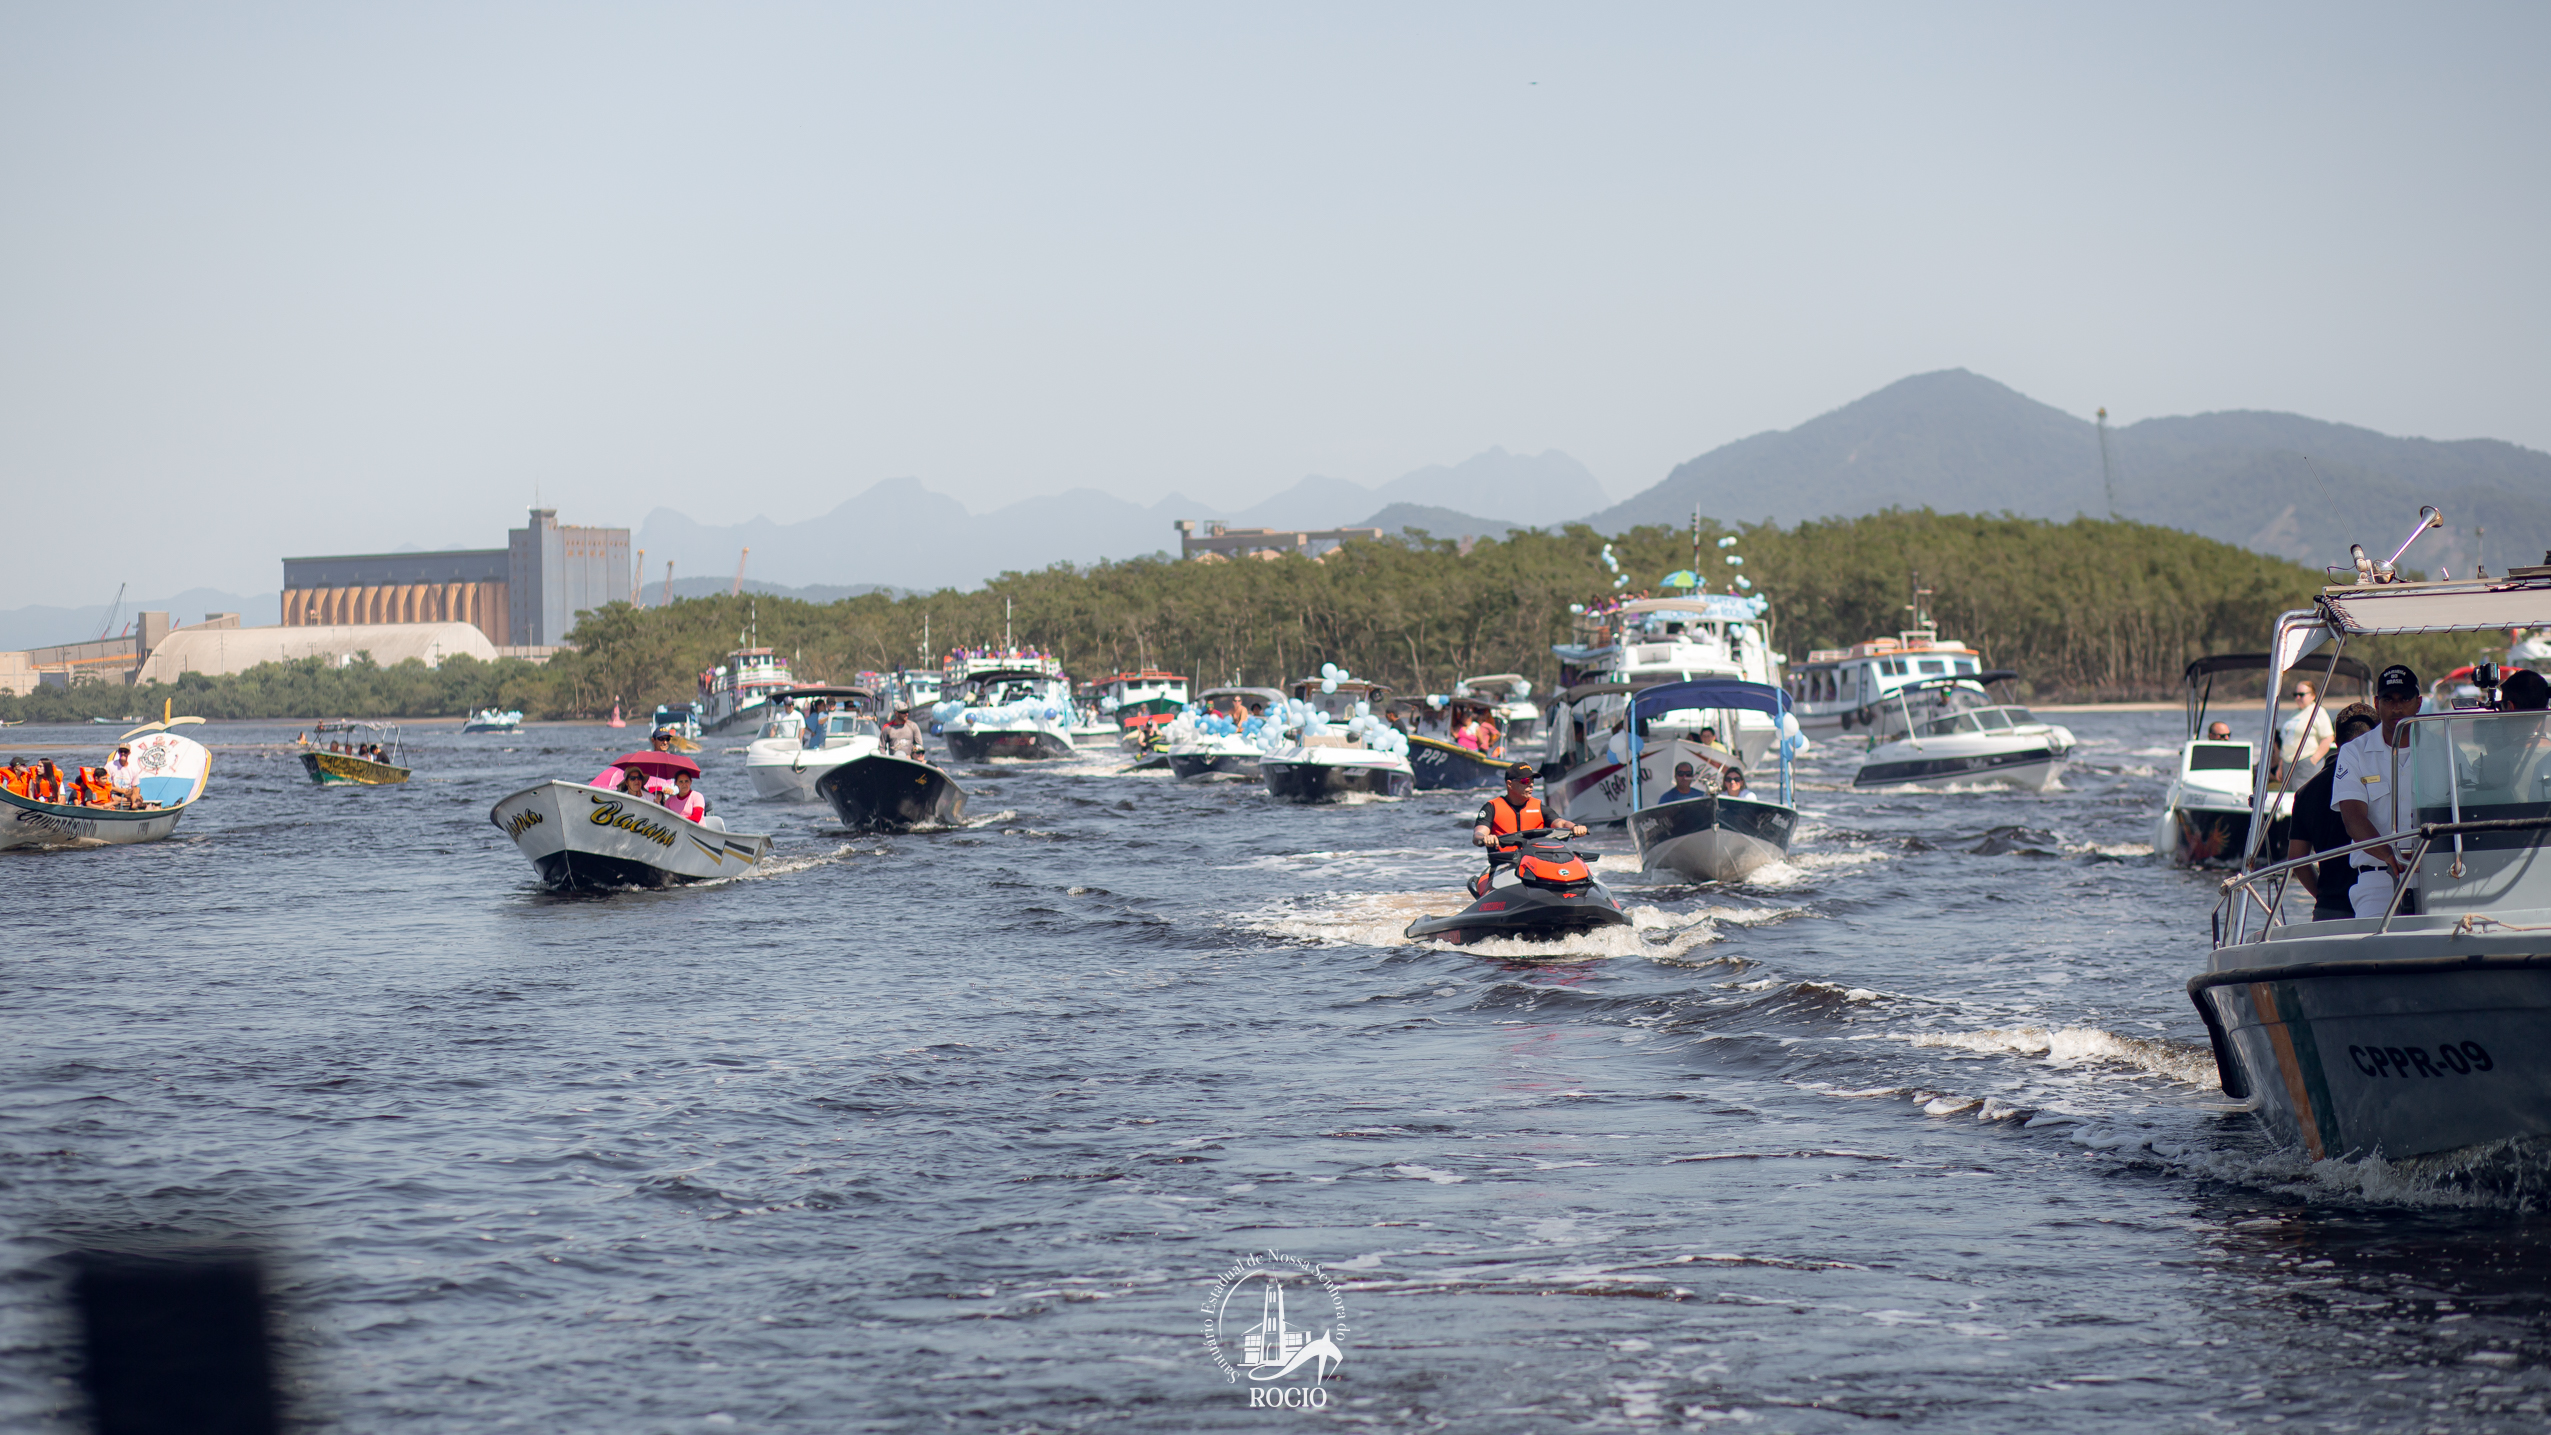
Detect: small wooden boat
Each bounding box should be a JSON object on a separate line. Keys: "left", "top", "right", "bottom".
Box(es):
{"left": 299, "top": 721, "right": 411, "bottom": 786}
{"left": 0, "top": 718, "right": 211, "bottom": 851}
{"left": 490, "top": 751, "right": 770, "bottom": 890}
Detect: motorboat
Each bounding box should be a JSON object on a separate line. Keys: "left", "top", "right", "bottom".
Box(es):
{"left": 697, "top": 645, "right": 796, "bottom": 734}
{"left": 936, "top": 651, "right": 1077, "bottom": 761}
{"left": 2152, "top": 653, "right": 2371, "bottom": 866}
{"left": 1162, "top": 686, "right": 1285, "bottom": 780}
{"left": 1624, "top": 679, "right": 1801, "bottom": 884}
{"left": 1402, "top": 827, "right": 1631, "bottom": 945}
{"left": 651, "top": 702, "right": 705, "bottom": 752}
{"left": 299, "top": 720, "right": 411, "bottom": 786}
{"left": 743, "top": 686, "right": 881, "bottom": 801}
{"left": 891, "top": 669, "right": 945, "bottom": 729}
{"left": 1398, "top": 695, "right": 1513, "bottom": 792}
{"left": 0, "top": 717, "right": 211, "bottom": 850}
{"left": 2196, "top": 540, "right": 2551, "bottom": 1159}
{"left": 461, "top": 708, "right": 523, "bottom": 734}
{"left": 1089, "top": 670, "right": 1191, "bottom": 747}
{"left": 1849, "top": 672, "right": 2075, "bottom": 791}
{"left": 490, "top": 751, "right": 770, "bottom": 890}
{"left": 815, "top": 753, "right": 968, "bottom": 831}
{"left": 1542, "top": 593, "right": 1784, "bottom": 827}
{"left": 1453, "top": 673, "right": 1543, "bottom": 748}
{"left": 1781, "top": 588, "right": 1988, "bottom": 734}
{"left": 1260, "top": 674, "right": 1416, "bottom": 802}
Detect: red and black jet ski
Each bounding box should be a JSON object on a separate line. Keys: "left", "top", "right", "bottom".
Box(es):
{"left": 1403, "top": 827, "right": 1631, "bottom": 945}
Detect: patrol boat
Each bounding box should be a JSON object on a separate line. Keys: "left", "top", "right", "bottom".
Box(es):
{"left": 2151, "top": 653, "right": 2371, "bottom": 866}
{"left": 2195, "top": 527, "right": 2551, "bottom": 1159}
{"left": 1624, "top": 679, "right": 1800, "bottom": 884}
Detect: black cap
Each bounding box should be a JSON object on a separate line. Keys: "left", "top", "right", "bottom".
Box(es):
{"left": 2377, "top": 664, "right": 2420, "bottom": 697}
{"left": 1506, "top": 763, "right": 1536, "bottom": 781}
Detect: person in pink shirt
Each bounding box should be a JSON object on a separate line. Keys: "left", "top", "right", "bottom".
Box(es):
{"left": 661, "top": 770, "right": 707, "bottom": 823}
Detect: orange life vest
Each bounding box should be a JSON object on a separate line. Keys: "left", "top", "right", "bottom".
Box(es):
{"left": 1484, "top": 795, "right": 1545, "bottom": 835}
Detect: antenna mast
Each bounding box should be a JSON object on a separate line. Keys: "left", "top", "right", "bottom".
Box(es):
{"left": 2096, "top": 407, "right": 2118, "bottom": 519}
{"left": 1004, "top": 597, "right": 1013, "bottom": 651}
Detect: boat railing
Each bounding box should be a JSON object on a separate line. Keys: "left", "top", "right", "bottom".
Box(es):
{"left": 2214, "top": 813, "right": 2551, "bottom": 947}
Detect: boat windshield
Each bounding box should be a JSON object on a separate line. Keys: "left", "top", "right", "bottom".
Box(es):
{"left": 2409, "top": 710, "right": 2551, "bottom": 822}
{"left": 824, "top": 713, "right": 877, "bottom": 739}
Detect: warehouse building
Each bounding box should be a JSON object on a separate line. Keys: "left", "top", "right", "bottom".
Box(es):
{"left": 282, "top": 508, "right": 628, "bottom": 649}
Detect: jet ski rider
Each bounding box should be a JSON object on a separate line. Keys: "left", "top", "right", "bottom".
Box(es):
{"left": 1470, "top": 763, "right": 1589, "bottom": 896}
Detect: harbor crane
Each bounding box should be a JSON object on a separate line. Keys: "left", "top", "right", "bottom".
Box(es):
{"left": 731, "top": 548, "right": 750, "bottom": 597}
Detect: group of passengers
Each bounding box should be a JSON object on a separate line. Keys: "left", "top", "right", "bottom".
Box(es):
{"left": 2, "top": 744, "right": 157, "bottom": 809}
{"left": 590, "top": 728, "right": 710, "bottom": 822}
{"left": 2280, "top": 663, "right": 2551, "bottom": 921}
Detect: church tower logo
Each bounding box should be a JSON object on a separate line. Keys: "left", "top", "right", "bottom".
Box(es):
{"left": 1202, "top": 1252, "right": 1349, "bottom": 1408}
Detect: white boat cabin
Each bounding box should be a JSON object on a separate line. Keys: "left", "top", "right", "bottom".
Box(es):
{"left": 1787, "top": 632, "right": 1984, "bottom": 728}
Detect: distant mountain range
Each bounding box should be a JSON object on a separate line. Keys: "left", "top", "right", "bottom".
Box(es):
{"left": 632, "top": 446, "right": 1579, "bottom": 593}
{"left": 1589, "top": 369, "right": 2550, "bottom": 579}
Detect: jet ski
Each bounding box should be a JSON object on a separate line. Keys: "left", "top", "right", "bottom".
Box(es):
{"left": 1403, "top": 827, "right": 1631, "bottom": 945}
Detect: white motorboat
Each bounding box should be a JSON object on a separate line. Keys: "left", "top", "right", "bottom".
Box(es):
{"left": 1623, "top": 679, "right": 1802, "bottom": 884}
{"left": 461, "top": 708, "right": 523, "bottom": 734}
{"left": 1260, "top": 674, "right": 1415, "bottom": 802}
{"left": 1849, "top": 672, "right": 2074, "bottom": 791}
{"left": 491, "top": 771, "right": 771, "bottom": 890}
{"left": 1087, "top": 670, "right": 1191, "bottom": 748}
{"left": 0, "top": 719, "right": 211, "bottom": 851}
{"left": 698, "top": 645, "right": 796, "bottom": 734}
{"left": 937, "top": 652, "right": 1078, "bottom": 761}
{"left": 743, "top": 685, "right": 882, "bottom": 801}
{"left": 2197, "top": 542, "right": 2551, "bottom": 1159}
{"left": 1162, "top": 686, "right": 1285, "bottom": 780}
{"left": 1542, "top": 594, "right": 1785, "bottom": 827}
{"left": 651, "top": 702, "right": 705, "bottom": 750}
{"left": 1783, "top": 629, "right": 1989, "bottom": 735}
{"left": 2151, "top": 653, "right": 2372, "bottom": 866}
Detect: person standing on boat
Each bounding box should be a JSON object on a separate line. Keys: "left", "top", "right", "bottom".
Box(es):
{"left": 2287, "top": 705, "right": 2380, "bottom": 921}
{"left": 2283, "top": 680, "right": 2337, "bottom": 771}
{"left": 880, "top": 705, "right": 927, "bottom": 762}
{"left": 2333, "top": 666, "right": 2423, "bottom": 920}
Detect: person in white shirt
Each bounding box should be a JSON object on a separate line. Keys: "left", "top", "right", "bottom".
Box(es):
{"left": 2281, "top": 680, "right": 2337, "bottom": 771}
{"left": 105, "top": 745, "right": 142, "bottom": 807}
{"left": 2331, "top": 664, "right": 2423, "bottom": 919}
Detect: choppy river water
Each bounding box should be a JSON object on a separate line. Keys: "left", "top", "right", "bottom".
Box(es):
{"left": 6, "top": 712, "right": 2551, "bottom": 1432}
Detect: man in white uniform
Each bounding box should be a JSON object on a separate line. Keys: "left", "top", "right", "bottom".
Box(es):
{"left": 2331, "top": 664, "right": 2423, "bottom": 919}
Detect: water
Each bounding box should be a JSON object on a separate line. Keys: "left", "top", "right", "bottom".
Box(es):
{"left": 6, "top": 713, "right": 2550, "bottom": 1431}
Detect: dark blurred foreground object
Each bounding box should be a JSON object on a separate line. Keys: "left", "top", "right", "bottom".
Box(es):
{"left": 73, "top": 1249, "right": 281, "bottom": 1435}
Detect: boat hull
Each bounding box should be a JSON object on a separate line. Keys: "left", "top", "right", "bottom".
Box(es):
{"left": 300, "top": 751, "right": 410, "bottom": 786}
{"left": 1261, "top": 752, "right": 1415, "bottom": 803}
{"left": 1407, "top": 735, "right": 1509, "bottom": 791}
{"left": 944, "top": 727, "right": 1074, "bottom": 762}
{"left": 0, "top": 789, "right": 194, "bottom": 850}
{"left": 745, "top": 739, "right": 877, "bottom": 801}
{"left": 2192, "top": 948, "right": 2551, "bottom": 1160}
{"left": 460, "top": 713, "right": 522, "bottom": 734}
{"left": 1404, "top": 877, "right": 1631, "bottom": 945}
{"left": 1630, "top": 794, "right": 1796, "bottom": 883}
{"left": 815, "top": 755, "right": 969, "bottom": 832}
{"left": 490, "top": 781, "right": 771, "bottom": 891}
{"left": 1168, "top": 750, "right": 1260, "bottom": 781}
{"left": 1853, "top": 740, "right": 2067, "bottom": 791}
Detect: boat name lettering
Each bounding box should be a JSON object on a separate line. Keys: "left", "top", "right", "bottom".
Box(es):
{"left": 588, "top": 799, "right": 677, "bottom": 848}
{"left": 2346, "top": 1041, "right": 2494, "bottom": 1079}
{"left": 14, "top": 808, "right": 97, "bottom": 838}
{"left": 504, "top": 808, "right": 545, "bottom": 838}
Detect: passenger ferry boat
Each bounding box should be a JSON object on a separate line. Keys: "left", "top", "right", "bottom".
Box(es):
{"left": 0, "top": 716, "right": 212, "bottom": 850}
{"left": 299, "top": 721, "right": 411, "bottom": 785}
{"left": 939, "top": 650, "right": 1077, "bottom": 761}
{"left": 1784, "top": 613, "right": 1987, "bottom": 734}
{"left": 2198, "top": 545, "right": 2551, "bottom": 1160}
{"left": 698, "top": 647, "right": 796, "bottom": 734}
{"left": 1541, "top": 593, "right": 1786, "bottom": 827}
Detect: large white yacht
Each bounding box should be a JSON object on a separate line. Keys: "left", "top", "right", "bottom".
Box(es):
{"left": 1784, "top": 620, "right": 1987, "bottom": 735}
{"left": 698, "top": 646, "right": 796, "bottom": 734}
{"left": 1540, "top": 594, "right": 1786, "bottom": 827}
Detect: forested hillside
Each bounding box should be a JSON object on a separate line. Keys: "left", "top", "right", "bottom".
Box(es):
{"left": 2, "top": 510, "right": 2481, "bottom": 723}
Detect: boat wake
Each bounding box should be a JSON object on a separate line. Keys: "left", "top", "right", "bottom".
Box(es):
{"left": 1887, "top": 1024, "right": 2220, "bottom": 1087}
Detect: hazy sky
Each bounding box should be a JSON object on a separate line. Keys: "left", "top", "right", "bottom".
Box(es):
{"left": 4, "top": 3, "right": 2546, "bottom": 606}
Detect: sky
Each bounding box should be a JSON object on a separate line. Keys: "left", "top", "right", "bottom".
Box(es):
{"left": 3, "top": 2, "right": 2546, "bottom": 607}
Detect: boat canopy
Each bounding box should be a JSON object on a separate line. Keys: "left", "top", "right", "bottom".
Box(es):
{"left": 2316, "top": 575, "right": 2551, "bottom": 636}
{"left": 1555, "top": 676, "right": 1682, "bottom": 706}
{"left": 608, "top": 751, "right": 701, "bottom": 779}
{"left": 778, "top": 685, "right": 876, "bottom": 702}
{"left": 2183, "top": 653, "right": 2373, "bottom": 685}
{"left": 1198, "top": 686, "right": 1285, "bottom": 706}
{"left": 961, "top": 668, "right": 1056, "bottom": 686}
{"left": 1625, "top": 678, "right": 1794, "bottom": 809}
{"left": 1612, "top": 594, "right": 1767, "bottom": 621}
{"left": 1895, "top": 670, "right": 2020, "bottom": 693}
